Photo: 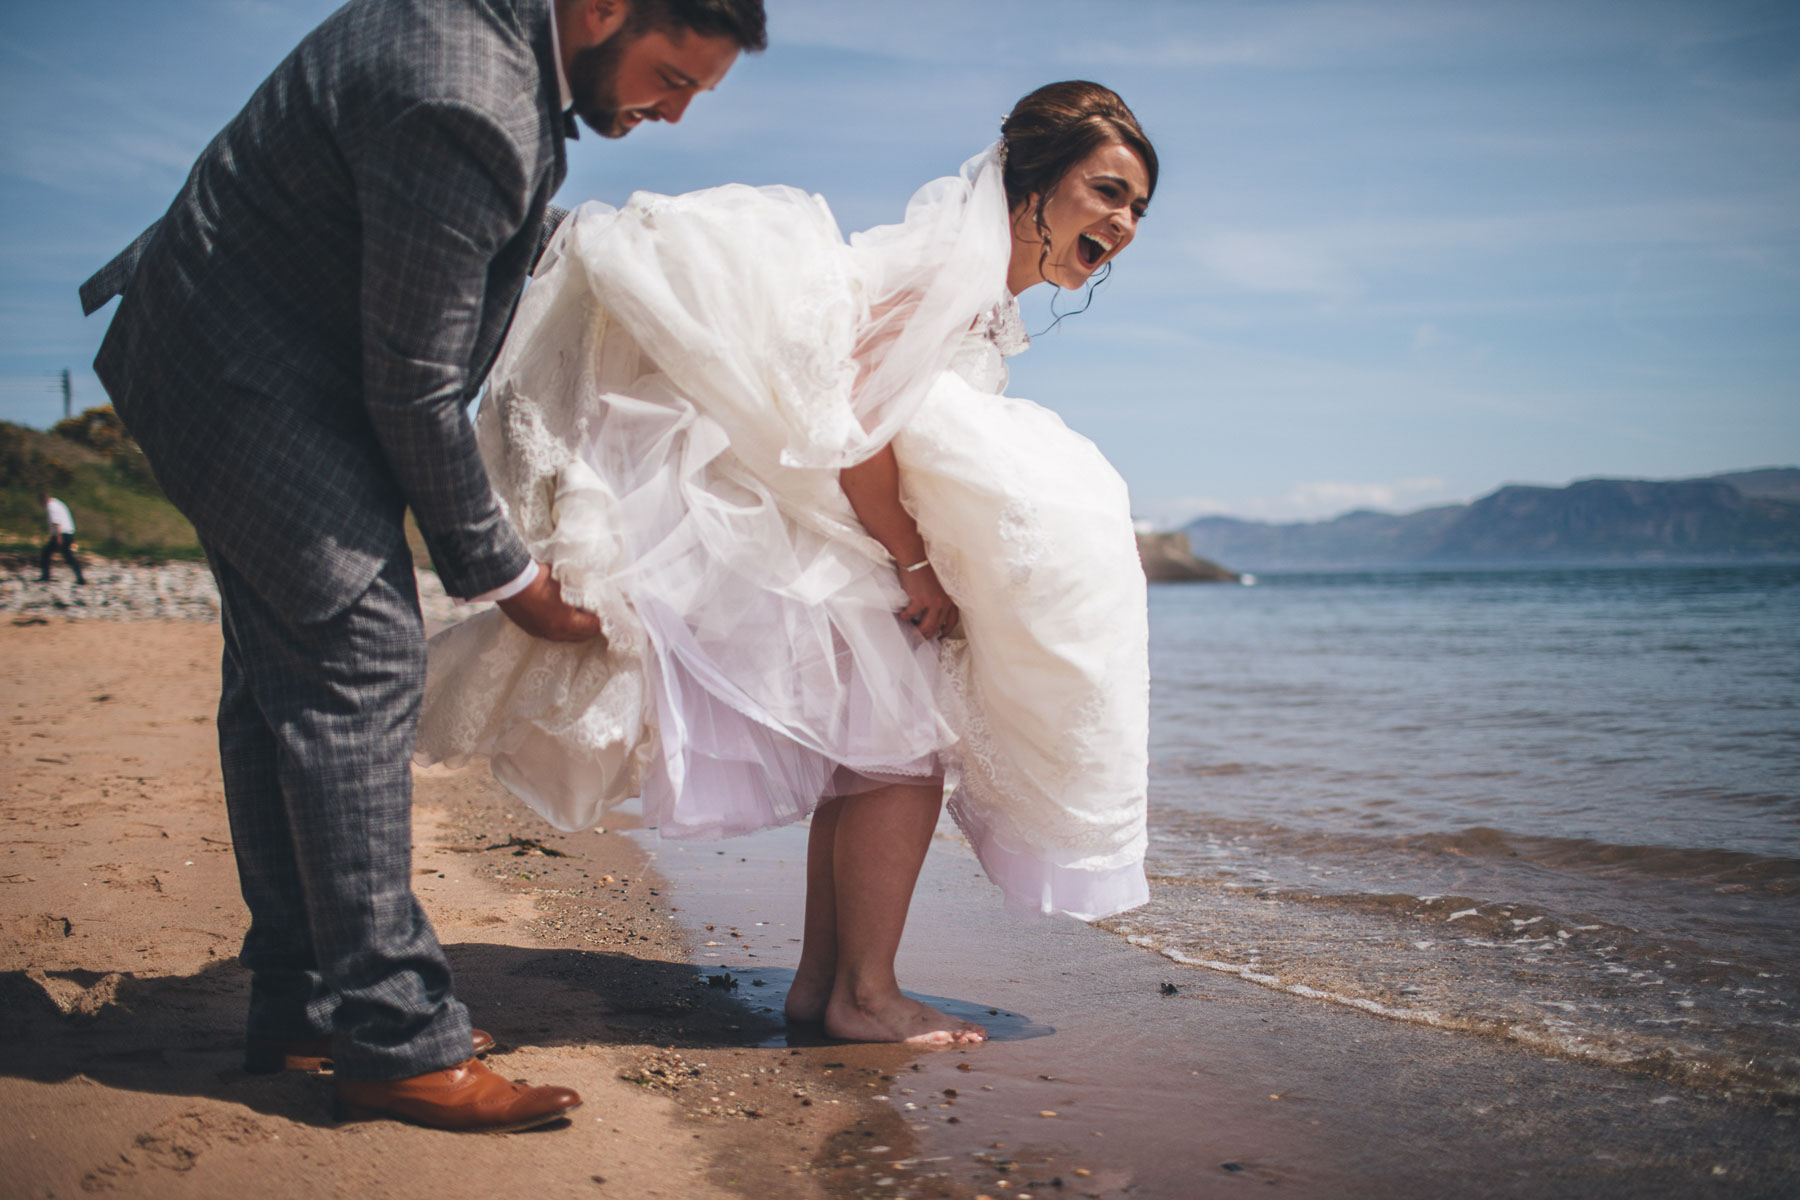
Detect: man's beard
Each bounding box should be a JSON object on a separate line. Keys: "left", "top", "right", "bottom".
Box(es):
{"left": 567, "top": 33, "right": 636, "bottom": 139}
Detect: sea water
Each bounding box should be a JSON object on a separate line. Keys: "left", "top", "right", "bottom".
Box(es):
{"left": 1103, "top": 565, "right": 1800, "bottom": 1102}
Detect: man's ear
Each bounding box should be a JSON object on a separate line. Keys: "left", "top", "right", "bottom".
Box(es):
{"left": 577, "top": 0, "right": 630, "bottom": 45}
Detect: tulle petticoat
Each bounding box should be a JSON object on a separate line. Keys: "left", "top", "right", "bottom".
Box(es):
{"left": 415, "top": 148, "right": 1149, "bottom": 920}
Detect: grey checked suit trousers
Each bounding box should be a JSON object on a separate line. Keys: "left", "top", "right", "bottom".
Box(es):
{"left": 80, "top": 0, "right": 574, "bottom": 1080}
{"left": 210, "top": 538, "right": 469, "bottom": 1079}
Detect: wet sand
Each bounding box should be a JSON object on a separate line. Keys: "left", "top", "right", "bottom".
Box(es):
{"left": 648, "top": 819, "right": 1800, "bottom": 1197}
{"left": 4, "top": 618, "right": 1797, "bottom": 1198}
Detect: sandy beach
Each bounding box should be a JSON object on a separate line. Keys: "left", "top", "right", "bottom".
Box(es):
{"left": 1, "top": 619, "right": 899, "bottom": 1199}
{"left": 4, "top": 616, "right": 1797, "bottom": 1199}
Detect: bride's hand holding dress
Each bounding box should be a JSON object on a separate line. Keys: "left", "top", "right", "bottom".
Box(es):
{"left": 839, "top": 444, "right": 959, "bottom": 640}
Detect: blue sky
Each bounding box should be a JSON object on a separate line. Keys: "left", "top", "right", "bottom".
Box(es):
{"left": 3, "top": 0, "right": 1796, "bottom": 523}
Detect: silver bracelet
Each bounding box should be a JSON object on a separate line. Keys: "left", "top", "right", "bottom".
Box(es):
{"left": 903, "top": 559, "right": 932, "bottom": 573}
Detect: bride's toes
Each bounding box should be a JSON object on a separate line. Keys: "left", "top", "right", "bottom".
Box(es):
{"left": 825, "top": 992, "right": 989, "bottom": 1046}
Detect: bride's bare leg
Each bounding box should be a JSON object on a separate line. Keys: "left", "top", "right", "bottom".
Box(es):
{"left": 785, "top": 799, "right": 843, "bottom": 1023}
{"left": 820, "top": 783, "right": 986, "bottom": 1046}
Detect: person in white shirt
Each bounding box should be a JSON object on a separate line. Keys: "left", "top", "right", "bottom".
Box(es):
{"left": 37, "top": 492, "right": 85, "bottom": 585}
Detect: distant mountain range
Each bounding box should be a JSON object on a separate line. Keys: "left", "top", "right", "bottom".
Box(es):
{"left": 1182, "top": 469, "right": 1800, "bottom": 570}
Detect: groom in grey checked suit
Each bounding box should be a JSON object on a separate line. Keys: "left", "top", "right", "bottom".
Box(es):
{"left": 79, "top": 0, "right": 764, "bottom": 1132}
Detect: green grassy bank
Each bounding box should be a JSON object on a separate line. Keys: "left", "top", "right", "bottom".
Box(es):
{"left": 4, "top": 408, "right": 442, "bottom": 569}
{"left": 1, "top": 411, "right": 202, "bottom": 561}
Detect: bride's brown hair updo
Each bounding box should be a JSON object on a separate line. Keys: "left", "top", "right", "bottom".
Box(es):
{"left": 1001, "top": 81, "right": 1159, "bottom": 226}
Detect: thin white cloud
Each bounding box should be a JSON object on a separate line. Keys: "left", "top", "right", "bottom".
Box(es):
{"left": 1081, "top": 35, "right": 1270, "bottom": 69}
{"left": 1137, "top": 495, "right": 1244, "bottom": 529}
{"left": 1080, "top": 2, "right": 1492, "bottom": 70}
{"left": 1286, "top": 476, "right": 1449, "bottom": 514}
{"left": 0, "top": 38, "right": 217, "bottom": 198}
{"left": 773, "top": 0, "right": 1487, "bottom": 67}
{"left": 1182, "top": 189, "right": 1800, "bottom": 309}
{"left": 1147, "top": 475, "right": 1456, "bottom": 526}
{"left": 1313, "top": 195, "right": 1784, "bottom": 259}
{"left": 4, "top": 129, "right": 200, "bottom": 197}
{"left": 212, "top": 0, "right": 313, "bottom": 22}
{"left": 1189, "top": 230, "right": 1357, "bottom": 296}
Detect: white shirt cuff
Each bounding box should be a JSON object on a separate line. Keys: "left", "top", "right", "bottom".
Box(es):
{"left": 467, "top": 560, "right": 538, "bottom": 604}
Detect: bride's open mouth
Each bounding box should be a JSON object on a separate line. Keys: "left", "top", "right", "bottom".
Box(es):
{"left": 1077, "top": 232, "right": 1110, "bottom": 269}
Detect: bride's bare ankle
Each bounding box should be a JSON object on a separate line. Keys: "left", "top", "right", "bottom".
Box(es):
{"left": 828, "top": 974, "right": 912, "bottom": 1019}
{"left": 784, "top": 958, "right": 836, "bottom": 1022}
{"left": 784, "top": 988, "right": 829, "bottom": 1022}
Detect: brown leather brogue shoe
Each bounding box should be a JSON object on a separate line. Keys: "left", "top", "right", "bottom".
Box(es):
{"left": 244, "top": 1028, "right": 496, "bottom": 1074}
{"left": 334, "top": 1058, "right": 581, "bottom": 1133}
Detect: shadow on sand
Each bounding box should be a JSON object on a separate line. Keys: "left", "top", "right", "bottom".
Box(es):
{"left": 0, "top": 945, "right": 1048, "bottom": 1127}
{"left": 1, "top": 943, "right": 767, "bottom": 1127}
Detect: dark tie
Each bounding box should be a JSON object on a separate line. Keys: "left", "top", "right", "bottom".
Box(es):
{"left": 562, "top": 108, "right": 580, "bottom": 140}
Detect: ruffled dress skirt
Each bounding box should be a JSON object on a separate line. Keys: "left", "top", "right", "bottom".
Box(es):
{"left": 416, "top": 163, "right": 1149, "bottom": 920}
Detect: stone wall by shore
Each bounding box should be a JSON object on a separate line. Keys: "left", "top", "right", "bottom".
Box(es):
{"left": 1, "top": 554, "right": 486, "bottom": 627}
{"left": 6, "top": 536, "right": 1235, "bottom": 627}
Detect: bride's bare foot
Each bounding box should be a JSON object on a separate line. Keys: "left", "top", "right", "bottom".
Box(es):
{"left": 824, "top": 989, "right": 987, "bottom": 1046}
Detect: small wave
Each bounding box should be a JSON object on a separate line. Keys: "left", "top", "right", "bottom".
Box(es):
{"left": 1146, "top": 810, "right": 1800, "bottom": 895}
{"left": 1135, "top": 926, "right": 1785, "bottom": 1089}
{"left": 1130, "top": 937, "right": 1456, "bottom": 1029}
{"left": 1104, "top": 883, "right": 1800, "bottom": 1105}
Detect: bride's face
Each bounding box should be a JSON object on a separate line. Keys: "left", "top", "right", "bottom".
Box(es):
{"left": 1009, "top": 141, "right": 1151, "bottom": 294}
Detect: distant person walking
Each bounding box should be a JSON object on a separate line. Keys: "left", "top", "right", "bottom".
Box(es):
{"left": 37, "top": 493, "right": 85, "bottom": 585}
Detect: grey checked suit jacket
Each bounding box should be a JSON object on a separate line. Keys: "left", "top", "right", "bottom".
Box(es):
{"left": 81, "top": 0, "right": 570, "bottom": 623}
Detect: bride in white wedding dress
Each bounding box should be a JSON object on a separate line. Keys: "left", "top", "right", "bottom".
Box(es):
{"left": 417, "top": 82, "right": 1158, "bottom": 1044}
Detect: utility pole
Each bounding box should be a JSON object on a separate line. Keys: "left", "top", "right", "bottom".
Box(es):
{"left": 61, "top": 369, "right": 72, "bottom": 420}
